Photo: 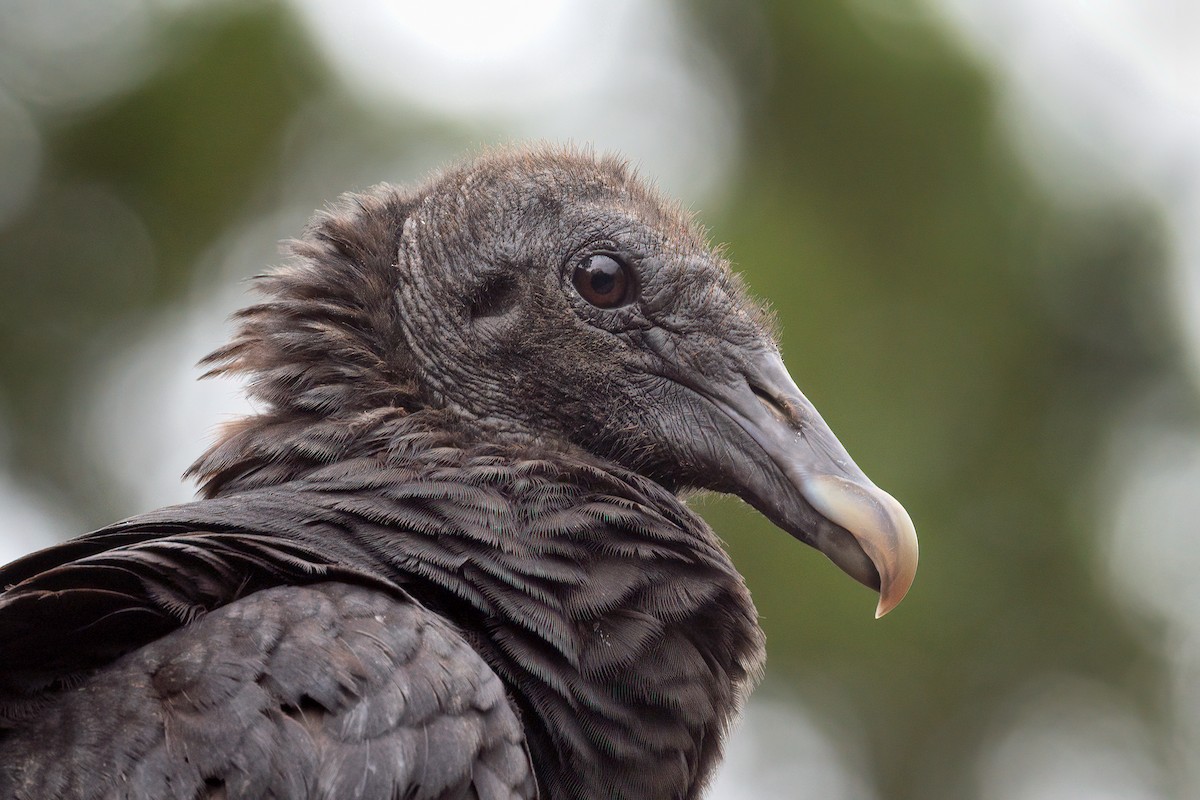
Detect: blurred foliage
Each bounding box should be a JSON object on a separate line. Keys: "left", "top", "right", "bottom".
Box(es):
{"left": 0, "top": 4, "right": 319, "bottom": 504}
{"left": 0, "top": 1, "right": 1180, "bottom": 798}
{"left": 688, "top": 1, "right": 1174, "bottom": 796}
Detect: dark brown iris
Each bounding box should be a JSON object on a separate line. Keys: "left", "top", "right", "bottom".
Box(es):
{"left": 572, "top": 254, "right": 635, "bottom": 308}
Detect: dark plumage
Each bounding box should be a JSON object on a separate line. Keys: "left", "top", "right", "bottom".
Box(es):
{"left": 0, "top": 146, "right": 917, "bottom": 800}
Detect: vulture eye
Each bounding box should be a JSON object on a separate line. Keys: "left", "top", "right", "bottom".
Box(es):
{"left": 572, "top": 254, "right": 635, "bottom": 308}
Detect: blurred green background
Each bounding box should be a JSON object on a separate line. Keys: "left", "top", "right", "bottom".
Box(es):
{"left": 1, "top": 1, "right": 1197, "bottom": 798}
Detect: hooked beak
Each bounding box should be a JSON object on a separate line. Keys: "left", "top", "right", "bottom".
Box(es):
{"left": 703, "top": 350, "right": 918, "bottom": 617}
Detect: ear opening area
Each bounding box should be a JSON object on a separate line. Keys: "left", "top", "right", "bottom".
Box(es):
{"left": 470, "top": 272, "right": 521, "bottom": 321}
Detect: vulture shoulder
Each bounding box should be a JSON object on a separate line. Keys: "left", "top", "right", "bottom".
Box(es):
{"left": 0, "top": 580, "right": 533, "bottom": 800}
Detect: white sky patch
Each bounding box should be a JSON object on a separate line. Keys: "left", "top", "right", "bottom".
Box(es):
{"left": 291, "top": 0, "right": 573, "bottom": 113}
{"left": 1107, "top": 410, "right": 1200, "bottom": 630}
{"left": 711, "top": 695, "right": 879, "bottom": 800}
{"left": 77, "top": 215, "right": 285, "bottom": 515}
{"left": 286, "top": 0, "right": 741, "bottom": 205}
{"left": 0, "top": 0, "right": 161, "bottom": 112}
{"left": 79, "top": 293, "right": 252, "bottom": 513}
{"left": 0, "top": 470, "right": 77, "bottom": 564}
{"left": 975, "top": 675, "right": 1168, "bottom": 800}
{"left": 1104, "top": 396, "right": 1200, "bottom": 794}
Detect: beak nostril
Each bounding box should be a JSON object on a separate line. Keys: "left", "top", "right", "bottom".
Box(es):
{"left": 749, "top": 383, "right": 798, "bottom": 426}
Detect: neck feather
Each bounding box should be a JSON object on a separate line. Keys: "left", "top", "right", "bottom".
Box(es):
{"left": 189, "top": 184, "right": 425, "bottom": 497}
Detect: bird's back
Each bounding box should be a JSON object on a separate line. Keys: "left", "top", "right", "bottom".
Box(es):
{"left": 1, "top": 581, "right": 532, "bottom": 800}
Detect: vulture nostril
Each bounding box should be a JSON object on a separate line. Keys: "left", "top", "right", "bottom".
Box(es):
{"left": 749, "top": 383, "right": 797, "bottom": 426}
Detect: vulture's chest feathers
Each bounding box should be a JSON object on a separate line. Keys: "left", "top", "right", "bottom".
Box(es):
{"left": 252, "top": 426, "right": 767, "bottom": 797}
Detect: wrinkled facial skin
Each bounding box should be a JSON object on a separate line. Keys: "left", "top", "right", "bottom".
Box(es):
{"left": 394, "top": 154, "right": 917, "bottom": 616}
{"left": 396, "top": 161, "right": 767, "bottom": 490}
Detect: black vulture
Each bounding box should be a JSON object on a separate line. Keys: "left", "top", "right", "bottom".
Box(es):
{"left": 0, "top": 147, "right": 917, "bottom": 800}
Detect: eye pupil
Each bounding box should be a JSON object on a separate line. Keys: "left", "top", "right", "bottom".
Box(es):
{"left": 589, "top": 269, "right": 615, "bottom": 295}
{"left": 573, "top": 254, "right": 634, "bottom": 308}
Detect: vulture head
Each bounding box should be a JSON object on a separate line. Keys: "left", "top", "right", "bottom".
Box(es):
{"left": 199, "top": 146, "right": 917, "bottom": 616}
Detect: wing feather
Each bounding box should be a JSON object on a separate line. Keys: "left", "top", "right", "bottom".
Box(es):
{"left": 0, "top": 582, "right": 535, "bottom": 800}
